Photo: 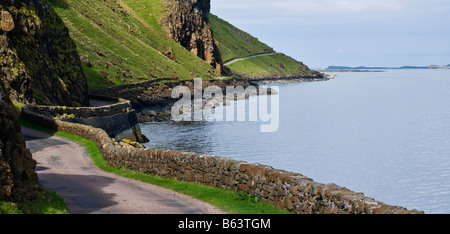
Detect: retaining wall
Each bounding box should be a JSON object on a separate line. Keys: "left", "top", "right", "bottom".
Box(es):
{"left": 24, "top": 96, "right": 132, "bottom": 118}
{"left": 22, "top": 96, "right": 147, "bottom": 142}
{"left": 88, "top": 78, "right": 178, "bottom": 98}
{"left": 21, "top": 109, "right": 423, "bottom": 214}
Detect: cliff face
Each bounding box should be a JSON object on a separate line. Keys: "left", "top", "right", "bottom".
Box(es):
{"left": 160, "top": 0, "right": 224, "bottom": 74}
{"left": 0, "top": 89, "right": 38, "bottom": 202}
{"left": 0, "top": 0, "right": 89, "bottom": 106}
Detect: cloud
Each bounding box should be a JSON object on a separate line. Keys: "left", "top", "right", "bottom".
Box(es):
{"left": 213, "top": 0, "right": 404, "bottom": 15}
{"left": 271, "top": 0, "right": 404, "bottom": 14}
{"left": 335, "top": 49, "right": 344, "bottom": 55}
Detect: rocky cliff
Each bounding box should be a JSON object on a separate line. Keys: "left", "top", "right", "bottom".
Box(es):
{"left": 0, "top": 89, "right": 39, "bottom": 202}
{"left": 160, "top": 0, "right": 224, "bottom": 74}
{"left": 0, "top": 0, "right": 89, "bottom": 106}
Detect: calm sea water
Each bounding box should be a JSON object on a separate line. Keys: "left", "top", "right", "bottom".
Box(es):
{"left": 141, "top": 69, "right": 450, "bottom": 214}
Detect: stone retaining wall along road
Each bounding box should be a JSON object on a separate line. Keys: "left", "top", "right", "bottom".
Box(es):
{"left": 22, "top": 96, "right": 147, "bottom": 142}
{"left": 21, "top": 109, "right": 424, "bottom": 214}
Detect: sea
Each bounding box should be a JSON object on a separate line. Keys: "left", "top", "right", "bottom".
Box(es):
{"left": 141, "top": 69, "right": 450, "bottom": 214}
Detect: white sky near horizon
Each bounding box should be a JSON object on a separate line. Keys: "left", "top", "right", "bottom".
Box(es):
{"left": 211, "top": 0, "right": 450, "bottom": 68}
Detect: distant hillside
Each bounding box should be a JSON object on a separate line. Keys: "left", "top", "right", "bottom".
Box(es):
{"left": 327, "top": 65, "right": 450, "bottom": 70}
{"left": 48, "top": 0, "right": 221, "bottom": 90}
{"left": 209, "top": 14, "right": 274, "bottom": 63}
{"left": 225, "top": 53, "right": 323, "bottom": 79}
{"left": 210, "top": 14, "right": 322, "bottom": 79}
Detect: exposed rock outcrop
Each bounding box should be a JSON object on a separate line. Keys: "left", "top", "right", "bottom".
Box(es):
{"left": 160, "top": 0, "right": 224, "bottom": 74}
{"left": 0, "top": 89, "right": 38, "bottom": 202}
{"left": 0, "top": 0, "right": 89, "bottom": 107}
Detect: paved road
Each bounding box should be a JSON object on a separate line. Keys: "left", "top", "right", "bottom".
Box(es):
{"left": 223, "top": 53, "right": 279, "bottom": 66}
{"left": 22, "top": 126, "right": 224, "bottom": 214}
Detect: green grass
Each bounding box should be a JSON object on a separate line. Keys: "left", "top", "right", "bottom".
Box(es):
{"left": 210, "top": 14, "right": 275, "bottom": 63}
{"left": 12, "top": 99, "right": 25, "bottom": 114}
{"left": 0, "top": 201, "right": 23, "bottom": 214}
{"left": 210, "top": 14, "right": 317, "bottom": 79}
{"left": 227, "top": 53, "right": 318, "bottom": 78}
{"left": 47, "top": 0, "right": 220, "bottom": 89}
{"left": 20, "top": 189, "right": 69, "bottom": 214}
{"left": 19, "top": 118, "right": 290, "bottom": 214}
{"left": 46, "top": 0, "right": 316, "bottom": 85}
{"left": 0, "top": 188, "right": 69, "bottom": 214}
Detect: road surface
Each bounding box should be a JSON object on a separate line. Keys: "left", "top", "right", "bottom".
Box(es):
{"left": 223, "top": 53, "right": 279, "bottom": 66}
{"left": 22, "top": 126, "right": 224, "bottom": 214}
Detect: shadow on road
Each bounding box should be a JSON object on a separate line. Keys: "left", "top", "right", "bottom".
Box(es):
{"left": 38, "top": 173, "right": 119, "bottom": 214}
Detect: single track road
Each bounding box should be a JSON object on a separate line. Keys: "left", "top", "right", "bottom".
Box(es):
{"left": 22, "top": 126, "right": 224, "bottom": 214}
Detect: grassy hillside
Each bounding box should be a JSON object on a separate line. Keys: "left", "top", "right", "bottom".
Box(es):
{"left": 226, "top": 53, "right": 319, "bottom": 79}
{"left": 48, "top": 0, "right": 319, "bottom": 89}
{"left": 47, "top": 0, "right": 221, "bottom": 90}
{"left": 209, "top": 14, "right": 275, "bottom": 63}
{"left": 210, "top": 14, "right": 319, "bottom": 79}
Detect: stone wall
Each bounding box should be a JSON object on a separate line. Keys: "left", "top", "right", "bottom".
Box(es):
{"left": 21, "top": 109, "right": 424, "bottom": 214}
{"left": 22, "top": 97, "right": 147, "bottom": 142}
{"left": 24, "top": 97, "right": 132, "bottom": 119}
{"left": 88, "top": 78, "right": 178, "bottom": 99}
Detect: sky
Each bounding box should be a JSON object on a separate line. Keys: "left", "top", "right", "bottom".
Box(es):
{"left": 211, "top": 0, "right": 450, "bottom": 69}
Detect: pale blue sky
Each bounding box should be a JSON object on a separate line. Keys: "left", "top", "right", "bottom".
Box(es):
{"left": 211, "top": 0, "right": 450, "bottom": 68}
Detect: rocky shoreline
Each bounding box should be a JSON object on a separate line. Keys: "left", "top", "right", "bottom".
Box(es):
{"left": 132, "top": 76, "right": 329, "bottom": 123}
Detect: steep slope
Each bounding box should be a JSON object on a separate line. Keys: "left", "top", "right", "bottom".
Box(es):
{"left": 160, "top": 0, "right": 223, "bottom": 73}
{"left": 210, "top": 14, "right": 322, "bottom": 79}
{"left": 0, "top": 88, "right": 39, "bottom": 204}
{"left": 226, "top": 53, "right": 323, "bottom": 79}
{"left": 48, "top": 0, "right": 221, "bottom": 90}
{"left": 209, "top": 14, "right": 275, "bottom": 63}
{"left": 0, "top": 0, "right": 89, "bottom": 106}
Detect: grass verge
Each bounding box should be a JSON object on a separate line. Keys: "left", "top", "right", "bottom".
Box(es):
{"left": 0, "top": 188, "right": 69, "bottom": 214}
{"left": 19, "top": 118, "right": 290, "bottom": 214}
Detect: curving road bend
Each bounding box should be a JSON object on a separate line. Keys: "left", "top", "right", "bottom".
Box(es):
{"left": 223, "top": 53, "right": 279, "bottom": 66}
{"left": 22, "top": 126, "right": 224, "bottom": 214}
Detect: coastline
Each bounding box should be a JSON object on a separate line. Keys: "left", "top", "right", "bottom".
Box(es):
{"left": 89, "top": 75, "right": 329, "bottom": 123}
{"left": 317, "top": 69, "right": 385, "bottom": 73}
{"left": 19, "top": 73, "right": 426, "bottom": 214}
{"left": 20, "top": 100, "right": 424, "bottom": 214}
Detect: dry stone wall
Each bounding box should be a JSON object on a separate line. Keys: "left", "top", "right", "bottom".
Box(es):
{"left": 22, "top": 97, "right": 147, "bottom": 142}
{"left": 24, "top": 97, "right": 132, "bottom": 119}
{"left": 21, "top": 109, "right": 424, "bottom": 214}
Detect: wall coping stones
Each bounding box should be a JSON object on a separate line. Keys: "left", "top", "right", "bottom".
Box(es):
{"left": 24, "top": 96, "right": 132, "bottom": 119}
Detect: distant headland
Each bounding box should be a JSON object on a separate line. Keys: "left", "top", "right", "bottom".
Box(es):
{"left": 324, "top": 65, "right": 450, "bottom": 70}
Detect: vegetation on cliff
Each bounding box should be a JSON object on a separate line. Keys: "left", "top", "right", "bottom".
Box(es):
{"left": 160, "top": 0, "right": 224, "bottom": 73}
{"left": 0, "top": 0, "right": 89, "bottom": 106}
{"left": 209, "top": 13, "right": 321, "bottom": 79}
{"left": 48, "top": 0, "right": 321, "bottom": 89}
{"left": 226, "top": 53, "right": 323, "bottom": 79}
{"left": 209, "top": 14, "right": 275, "bottom": 63}
{"left": 48, "top": 0, "right": 221, "bottom": 90}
